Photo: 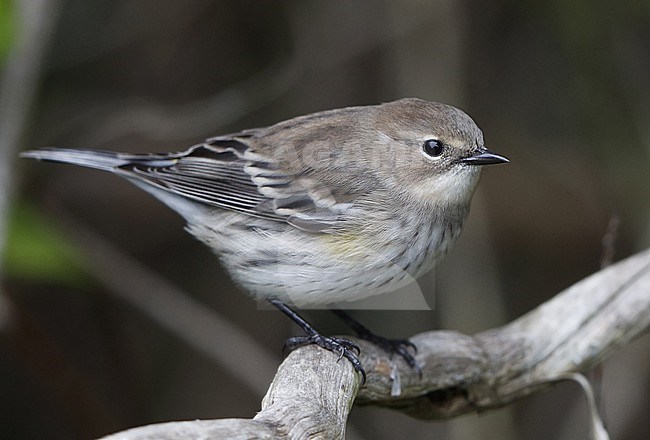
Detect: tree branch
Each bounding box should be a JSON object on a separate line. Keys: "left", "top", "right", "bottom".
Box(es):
{"left": 101, "top": 248, "right": 650, "bottom": 439}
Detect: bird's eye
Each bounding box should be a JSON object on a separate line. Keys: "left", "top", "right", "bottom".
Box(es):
{"left": 422, "top": 139, "right": 445, "bottom": 158}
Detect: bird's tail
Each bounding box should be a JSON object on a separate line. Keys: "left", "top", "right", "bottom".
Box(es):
{"left": 20, "top": 147, "right": 209, "bottom": 222}
{"left": 20, "top": 148, "right": 177, "bottom": 172}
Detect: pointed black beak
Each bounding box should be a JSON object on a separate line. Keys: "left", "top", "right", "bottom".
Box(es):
{"left": 461, "top": 148, "right": 509, "bottom": 166}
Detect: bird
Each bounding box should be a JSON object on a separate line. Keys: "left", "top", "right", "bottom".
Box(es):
{"left": 21, "top": 98, "right": 508, "bottom": 381}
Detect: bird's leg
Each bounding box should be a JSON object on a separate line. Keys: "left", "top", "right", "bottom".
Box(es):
{"left": 331, "top": 309, "right": 421, "bottom": 375}
{"left": 268, "top": 297, "right": 366, "bottom": 383}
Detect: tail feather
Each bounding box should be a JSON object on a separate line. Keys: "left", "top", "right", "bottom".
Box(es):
{"left": 20, "top": 148, "right": 178, "bottom": 172}
{"left": 21, "top": 147, "right": 208, "bottom": 222}
{"left": 20, "top": 148, "right": 132, "bottom": 172}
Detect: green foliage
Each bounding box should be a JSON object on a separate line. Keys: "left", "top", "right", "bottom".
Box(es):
{"left": 0, "top": 0, "right": 16, "bottom": 64}
{"left": 2, "top": 201, "right": 88, "bottom": 285}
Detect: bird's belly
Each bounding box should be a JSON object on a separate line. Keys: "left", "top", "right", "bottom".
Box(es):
{"left": 188, "top": 212, "right": 455, "bottom": 307}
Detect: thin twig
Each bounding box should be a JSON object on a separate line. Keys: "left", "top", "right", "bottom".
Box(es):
{"left": 590, "top": 214, "right": 621, "bottom": 431}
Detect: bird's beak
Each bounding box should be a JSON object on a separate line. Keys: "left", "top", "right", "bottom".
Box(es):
{"left": 461, "top": 148, "right": 509, "bottom": 166}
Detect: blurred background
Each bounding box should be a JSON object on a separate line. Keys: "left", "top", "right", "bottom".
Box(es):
{"left": 1, "top": 0, "right": 649, "bottom": 439}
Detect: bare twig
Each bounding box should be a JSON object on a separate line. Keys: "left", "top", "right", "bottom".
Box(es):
{"left": 588, "top": 213, "right": 621, "bottom": 434}
{"left": 555, "top": 373, "right": 610, "bottom": 440}
{"left": 99, "top": 248, "right": 650, "bottom": 439}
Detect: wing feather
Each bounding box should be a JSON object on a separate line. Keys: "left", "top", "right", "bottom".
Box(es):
{"left": 114, "top": 138, "right": 350, "bottom": 230}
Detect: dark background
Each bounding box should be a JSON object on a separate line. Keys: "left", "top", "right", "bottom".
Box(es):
{"left": 1, "top": 0, "right": 649, "bottom": 439}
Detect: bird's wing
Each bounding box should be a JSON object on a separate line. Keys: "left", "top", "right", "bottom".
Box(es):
{"left": 22, "top": 129, "right": 360, "bottom": 232}
{"left": 119, "top": 136, "right": 354, "bottom": 231}
{"left": 22, "top": 133, "right": 354, "bottom": 231}
{"left": 118, "top": 141, "right": 280, "bottom": 219}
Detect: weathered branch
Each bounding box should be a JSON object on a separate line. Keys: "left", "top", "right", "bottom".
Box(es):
{"left": 101, "top": 248, "right": 650, "bottom": 440}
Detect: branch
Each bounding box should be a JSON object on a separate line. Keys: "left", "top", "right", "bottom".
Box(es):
{"left": 100, "top": 248, "right": 650, "bottom": 439}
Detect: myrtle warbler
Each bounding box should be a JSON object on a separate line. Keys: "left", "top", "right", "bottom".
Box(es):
{"left": 21, "top": 98, "right": 507, "bottom": 379}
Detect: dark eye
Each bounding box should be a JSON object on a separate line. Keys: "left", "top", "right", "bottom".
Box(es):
{"left": 422, "top": 139, "right": 445, "bottom": 158}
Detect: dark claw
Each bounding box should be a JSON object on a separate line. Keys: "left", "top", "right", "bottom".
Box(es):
{"left": 283, "top": 333, "right": 366, "bottom": 384}
{"left": 331, "top": 309, "right": 421, "bottom": 376}
{"left": 362, "top": 334, "right": 422, "bottom": 376}
{"left": 269, "top": 298, "right": 366, "bottom": 384}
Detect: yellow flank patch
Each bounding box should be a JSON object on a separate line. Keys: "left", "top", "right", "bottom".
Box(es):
{"left": 319, "top": 232, "right": 372, "bottom": 262}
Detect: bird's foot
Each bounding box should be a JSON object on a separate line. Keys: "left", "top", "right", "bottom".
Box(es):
{"left": 284, "top": 332, "right": 366, "bottom": 383}
{"left": 355, "top": 332, "right": 421, "bottom": 376}
{"left": 331, "top": 309, "right": 421, "bottom": 376}
{"left": 268, "top": 298, "right": 367, "bottom": 383}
